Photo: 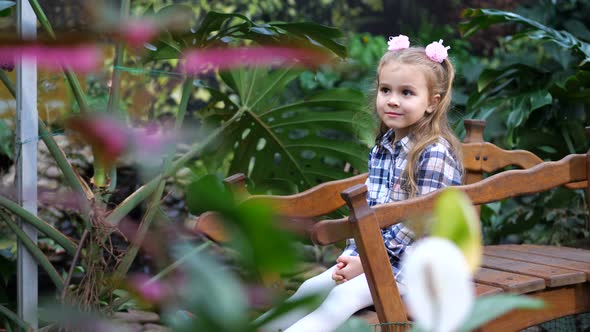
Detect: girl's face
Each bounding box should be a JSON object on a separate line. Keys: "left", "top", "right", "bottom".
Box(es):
{"left": 376, "top": 62, "right": 439, "bottom": 141}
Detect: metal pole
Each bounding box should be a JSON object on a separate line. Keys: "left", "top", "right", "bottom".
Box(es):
{"left": 16, "top": 0, "right": 38, "bottom": 329}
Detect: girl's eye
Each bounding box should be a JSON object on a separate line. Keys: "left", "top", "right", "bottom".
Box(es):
{"left": 402, "top": 89, "right": 413, "bottom": 96}
{"left": 380, "top": 87, "right": 390, "bottom": 94}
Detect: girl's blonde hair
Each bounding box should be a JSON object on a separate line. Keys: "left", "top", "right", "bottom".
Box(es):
{"left": 374, "top": 47, "right": 463, "bottom": 196}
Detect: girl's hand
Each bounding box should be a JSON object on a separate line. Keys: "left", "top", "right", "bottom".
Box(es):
{"left": 335, "top": 256, "right": 364, "bottom": 281}
{"left": 332, "top": 261, "right": 347, "bottom": 283}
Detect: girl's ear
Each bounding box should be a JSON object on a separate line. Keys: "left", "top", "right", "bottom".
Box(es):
{"left": 426, "top": 94, "right": 441, "bottom": 114}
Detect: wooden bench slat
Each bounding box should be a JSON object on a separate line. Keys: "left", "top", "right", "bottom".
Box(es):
{"left": 485, "top": 246, "right": 590, "bottom": 279}
{"left": 501, "top": 244, "right": 590, "bottom": 264}
{"left": 247, "top": 173, "right": 367, "bottom": 218}
{"left": 474, "top": 267, "right": 546, "bottom": 294}
{"left": 481, "top": 255, "right": 586, "bottom": 287}
{"left": 474, "top": 282, "right": 504, "bottom": 296}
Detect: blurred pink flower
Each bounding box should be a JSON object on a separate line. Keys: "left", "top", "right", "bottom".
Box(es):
{"left": 38, "top": 189, "right": 88, "bottom": 212}
{"left": 1, "top": 61, "right": 14, "bottom": 71}
{"left": 66, "top": 115, "right": 129, "bottom": 167}
{"left": 0, "top": 45, "right": 101, "bottom": 72}
{"left": 129, "top": 274, "right": 168, "bottom": 303}
{"left": 66, "top": 115, "right": 176, "bottom": 168}
{"left": 245, "top": 284, "right": 275, "bottom": 309}
{"left": 120, "top": 19, "right": 159, "bottom": 47}
{"left": 182, "top": 46, "right": 333, "bottom": 74}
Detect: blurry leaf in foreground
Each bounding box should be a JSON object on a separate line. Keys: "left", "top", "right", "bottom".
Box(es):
{"left": 459, "top": 294, "right": 544, "bottom": 331}
{"left": 334, "top": 317, "right": 373, "bottom": 332}
{"left": 230, "top": 199, "right": 298, "bottom": 274}
{"left": 186, "top": 174, "right": 298, "bottom": 274}
{"left": 403, "top": 237, "right": 474, "bottom": 332}
{"left": 251, "top": 293, "right": 324, "bottom": 331}
{"left": 186, "top": 174, "right": 236, "bottom": 215}
{"left": 431, "top": 188, "right": 482, "bottom": 271}
{"left": 182, "top": 47, "right": 335, "bottom": 74}
{"left": 170, "top": 244, "right": 250, "bottom": 332}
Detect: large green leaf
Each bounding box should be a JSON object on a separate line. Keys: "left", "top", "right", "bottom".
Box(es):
{"left": 271, "top": 22, "right": 346, "bottom": 58}
{"left": 206, "top": 67, "right": 368, "bottom": 193}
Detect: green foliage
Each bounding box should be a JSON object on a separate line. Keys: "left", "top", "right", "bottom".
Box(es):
{"left": 0, "top": 119, "right": 13, "bottom": 160}
{"left": 182, "top": 0, "right": 383, "bottom": 32}
{"left": 134, "top": 5, "right": 370, "bottom": 194}
{"left": 461, "top": 8, "right": 590, "bottom": 66}
{"left": 144, "top": 9, "right": 346, "bottom": 62}
{"left": 299, "top": 33, "right": 385, "bottom": 93}
{"left": 481, "top": 189, "right": 589, "bottom": 245}
{"left": 297, "top": 33, "right": 386, "bottom": 147}
{"left": 459, "top": 6, "right": 590, "bottom": 149}
{"left": 457, "top": 2, "right": 590, "bottom": 245}
{"left": 196, "top": 66, "right": 368, "bottom": 194}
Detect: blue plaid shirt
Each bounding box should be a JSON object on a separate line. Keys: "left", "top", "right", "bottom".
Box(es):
{"left": 342, "top": 129, "right": 463, "bottom": 282}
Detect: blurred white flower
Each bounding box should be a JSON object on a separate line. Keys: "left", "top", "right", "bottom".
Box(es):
{"left": 403, "top": 237, "right": 474, "bottom": 332}
{"left": 431, "top": 188, "right": 482, "bottom": 272}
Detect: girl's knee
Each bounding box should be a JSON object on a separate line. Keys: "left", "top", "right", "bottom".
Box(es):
{"left": 326, "top": 284, "right": 355, "bottom": 303}
{"left": 328, "top": 279, "right": 372, "bottom": 307}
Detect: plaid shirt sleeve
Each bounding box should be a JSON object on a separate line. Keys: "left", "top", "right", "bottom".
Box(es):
{"left": 415, "top": 142, "right": 463, "bottom": 195}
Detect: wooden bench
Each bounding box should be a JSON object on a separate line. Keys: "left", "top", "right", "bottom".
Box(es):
{"left": 315, "top": 147, "right": 590, "bottom": 330}
{"left": 191, "top": 120, "right": 590, "bottom": 329}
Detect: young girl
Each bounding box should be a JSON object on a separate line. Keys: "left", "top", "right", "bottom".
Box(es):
{"left": 257, "top": 35, "right": 463, "bottom": 332}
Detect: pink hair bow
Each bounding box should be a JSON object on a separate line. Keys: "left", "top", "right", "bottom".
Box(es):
{"left": 387, "top": 35, "right": 410, "bottom": 51}
{"left": 425, "top": 39, "right": 450, "bottom": 63}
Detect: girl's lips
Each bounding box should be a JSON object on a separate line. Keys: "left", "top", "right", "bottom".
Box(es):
{"left": 385, "top": 112, "right": 402, "bottom": 117}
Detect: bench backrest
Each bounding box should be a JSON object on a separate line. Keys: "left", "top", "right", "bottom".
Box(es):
{"left": 222, "top": 119, "right": 581, "bottom": 222}
{"left": 319, "top": 133, "right": 590, "bottom": 324}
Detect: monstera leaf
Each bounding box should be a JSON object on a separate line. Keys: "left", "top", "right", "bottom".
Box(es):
{"left": 201, "top": 66, "right": 369, "bottom": 194}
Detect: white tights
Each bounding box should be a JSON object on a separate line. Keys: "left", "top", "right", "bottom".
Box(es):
{"left": 256, "top": 265, "right": 374, "bottom": 332}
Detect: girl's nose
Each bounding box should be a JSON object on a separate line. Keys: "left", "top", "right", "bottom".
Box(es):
{"left": 388, "top": 96, "right": 400, "bottom": 107}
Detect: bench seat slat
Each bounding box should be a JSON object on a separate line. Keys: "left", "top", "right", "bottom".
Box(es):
{"left": 482, "top": 255, "right": 586, "bottom": 287}
{"left": 474, "top": 267, "right": 546, "bottom": 293}
{"left": 474, "top": 282, "right": 504, "bottom": 296}
{"left": 485, "top": 246, "right": 590, "bottom": 279}
{"left": 501, "top": 244, "right": 590, "bottom": 264}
